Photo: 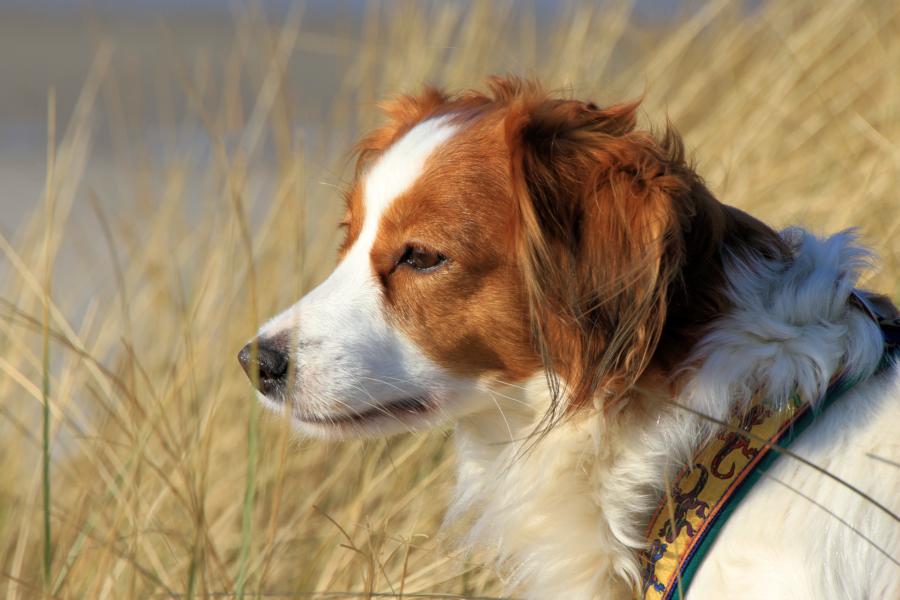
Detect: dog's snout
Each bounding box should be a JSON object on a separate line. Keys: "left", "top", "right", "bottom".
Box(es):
{"left": 238, "top": 338, "right": 290, "bottom": 397}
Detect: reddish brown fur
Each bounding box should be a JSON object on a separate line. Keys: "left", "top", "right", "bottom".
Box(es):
{"left": 341, "top": 77, "right": 784, "bottom": 419}
{"left": 370, "top": 112, "right": 541, "bottom": 381}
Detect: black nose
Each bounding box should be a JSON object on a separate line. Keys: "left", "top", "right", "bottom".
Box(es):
{"left": 238, "top": 339, "right": 290, "bottom": 397}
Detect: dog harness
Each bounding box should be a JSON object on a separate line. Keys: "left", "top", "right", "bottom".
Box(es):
{"left": 635, "top": 291, "right": 900, "bottom": 600}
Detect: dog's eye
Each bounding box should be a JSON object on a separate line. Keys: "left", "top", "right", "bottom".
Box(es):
{"left": 402, "top": 246, "right": 444, "bottom": 271}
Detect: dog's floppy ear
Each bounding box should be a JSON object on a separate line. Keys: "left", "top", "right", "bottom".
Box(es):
{"left": 505, "top": 90, "right": 693, "bottom": 416}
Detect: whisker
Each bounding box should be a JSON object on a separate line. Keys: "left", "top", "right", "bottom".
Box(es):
{"left": 485, "top": 390, "right": 518, "bottom": 453}
{"left": 357, "top": 375, "right": 419, "bottom": 397}
{"left": 481, "top": 385, "right": 541, "bottom": 411}
{"left": 346, "top": 375, "right": 410, "bottom": 424}
{"left": 494, "top": 379, "right": 553, "bottom": 398}
{"left": 762, "top": 473, "right": 900, "bottom": 568}
{"left": 866, "top": 453, "right": 900, "bottom": 469}
{"left": 346, "top": 374, "right": 419, "bottom": 435}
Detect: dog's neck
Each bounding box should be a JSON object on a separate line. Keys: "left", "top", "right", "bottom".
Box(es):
{"left": 647, "top": 184, "right": 787, "bottom": 384}
{"left": 450, "top": 226, "right": 886, "bottom": 599}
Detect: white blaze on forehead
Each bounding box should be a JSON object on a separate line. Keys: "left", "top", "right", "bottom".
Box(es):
{"left": 354, "top": 116, "right": 460, "bottom": 257}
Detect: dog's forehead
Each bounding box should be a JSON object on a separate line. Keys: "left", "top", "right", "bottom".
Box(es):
{"left": 359, "top": 116, "right": 460, "bottom": 234}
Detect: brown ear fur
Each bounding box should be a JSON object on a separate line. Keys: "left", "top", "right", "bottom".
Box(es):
{"left": 503, "top": 80, "right": 764, "bottom": 417}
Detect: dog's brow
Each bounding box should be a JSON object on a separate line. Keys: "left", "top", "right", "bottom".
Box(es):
{"left": 353, "top": 117, "right": 460, "bottom": 258}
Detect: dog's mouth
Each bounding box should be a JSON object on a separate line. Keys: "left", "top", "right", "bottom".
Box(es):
{"left": 295, "top": 396, "right": 433, "bottom": 426}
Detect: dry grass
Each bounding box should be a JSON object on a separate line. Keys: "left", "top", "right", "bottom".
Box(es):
{"left": 1, "top": 0, "right": 899, "bottom": 598}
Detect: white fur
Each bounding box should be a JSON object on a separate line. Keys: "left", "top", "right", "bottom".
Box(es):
{"left": 450, "top": 230, "right": 900, "bottom": 599}
{"left": 255, "top": 117, "right": 480, "bottom": 437}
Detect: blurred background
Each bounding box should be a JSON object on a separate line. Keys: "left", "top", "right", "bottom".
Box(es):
{"left": 0, "top": 0, "right": 897, "bottom": 598}
{"left": 0, "top": 0, "right": 746, "bottom": 236}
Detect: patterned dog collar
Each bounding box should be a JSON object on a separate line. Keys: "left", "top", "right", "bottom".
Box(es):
{"left": 635, "top": 291, "right": 900, "bottom": 600}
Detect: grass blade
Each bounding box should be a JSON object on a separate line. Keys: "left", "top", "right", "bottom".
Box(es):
{"left": 41, "top": 86, "right": 56, "bottom": 593}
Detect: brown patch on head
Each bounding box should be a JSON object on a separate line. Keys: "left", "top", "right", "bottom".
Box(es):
{"left": 369, "top": 111, "right": 542, "bottom": 382}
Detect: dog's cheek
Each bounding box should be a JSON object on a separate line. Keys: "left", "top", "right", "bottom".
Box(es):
{"left": 387, "top": 264, "right": 541, "bottom": 382}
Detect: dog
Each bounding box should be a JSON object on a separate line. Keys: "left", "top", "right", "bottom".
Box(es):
{"left": 238, "top": 77, "right": 900, "bottom": 599}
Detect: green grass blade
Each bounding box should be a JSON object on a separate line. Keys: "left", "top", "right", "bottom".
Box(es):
{"left": 41, "top": 86, "right": 56, "bottom": 593}
{"left": 235, "top": 373, "right": 259, "bottom": 600}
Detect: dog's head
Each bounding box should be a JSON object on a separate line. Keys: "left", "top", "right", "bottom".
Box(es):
{"left": 238, "top": 77, "right": 758, "bottom": 438}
